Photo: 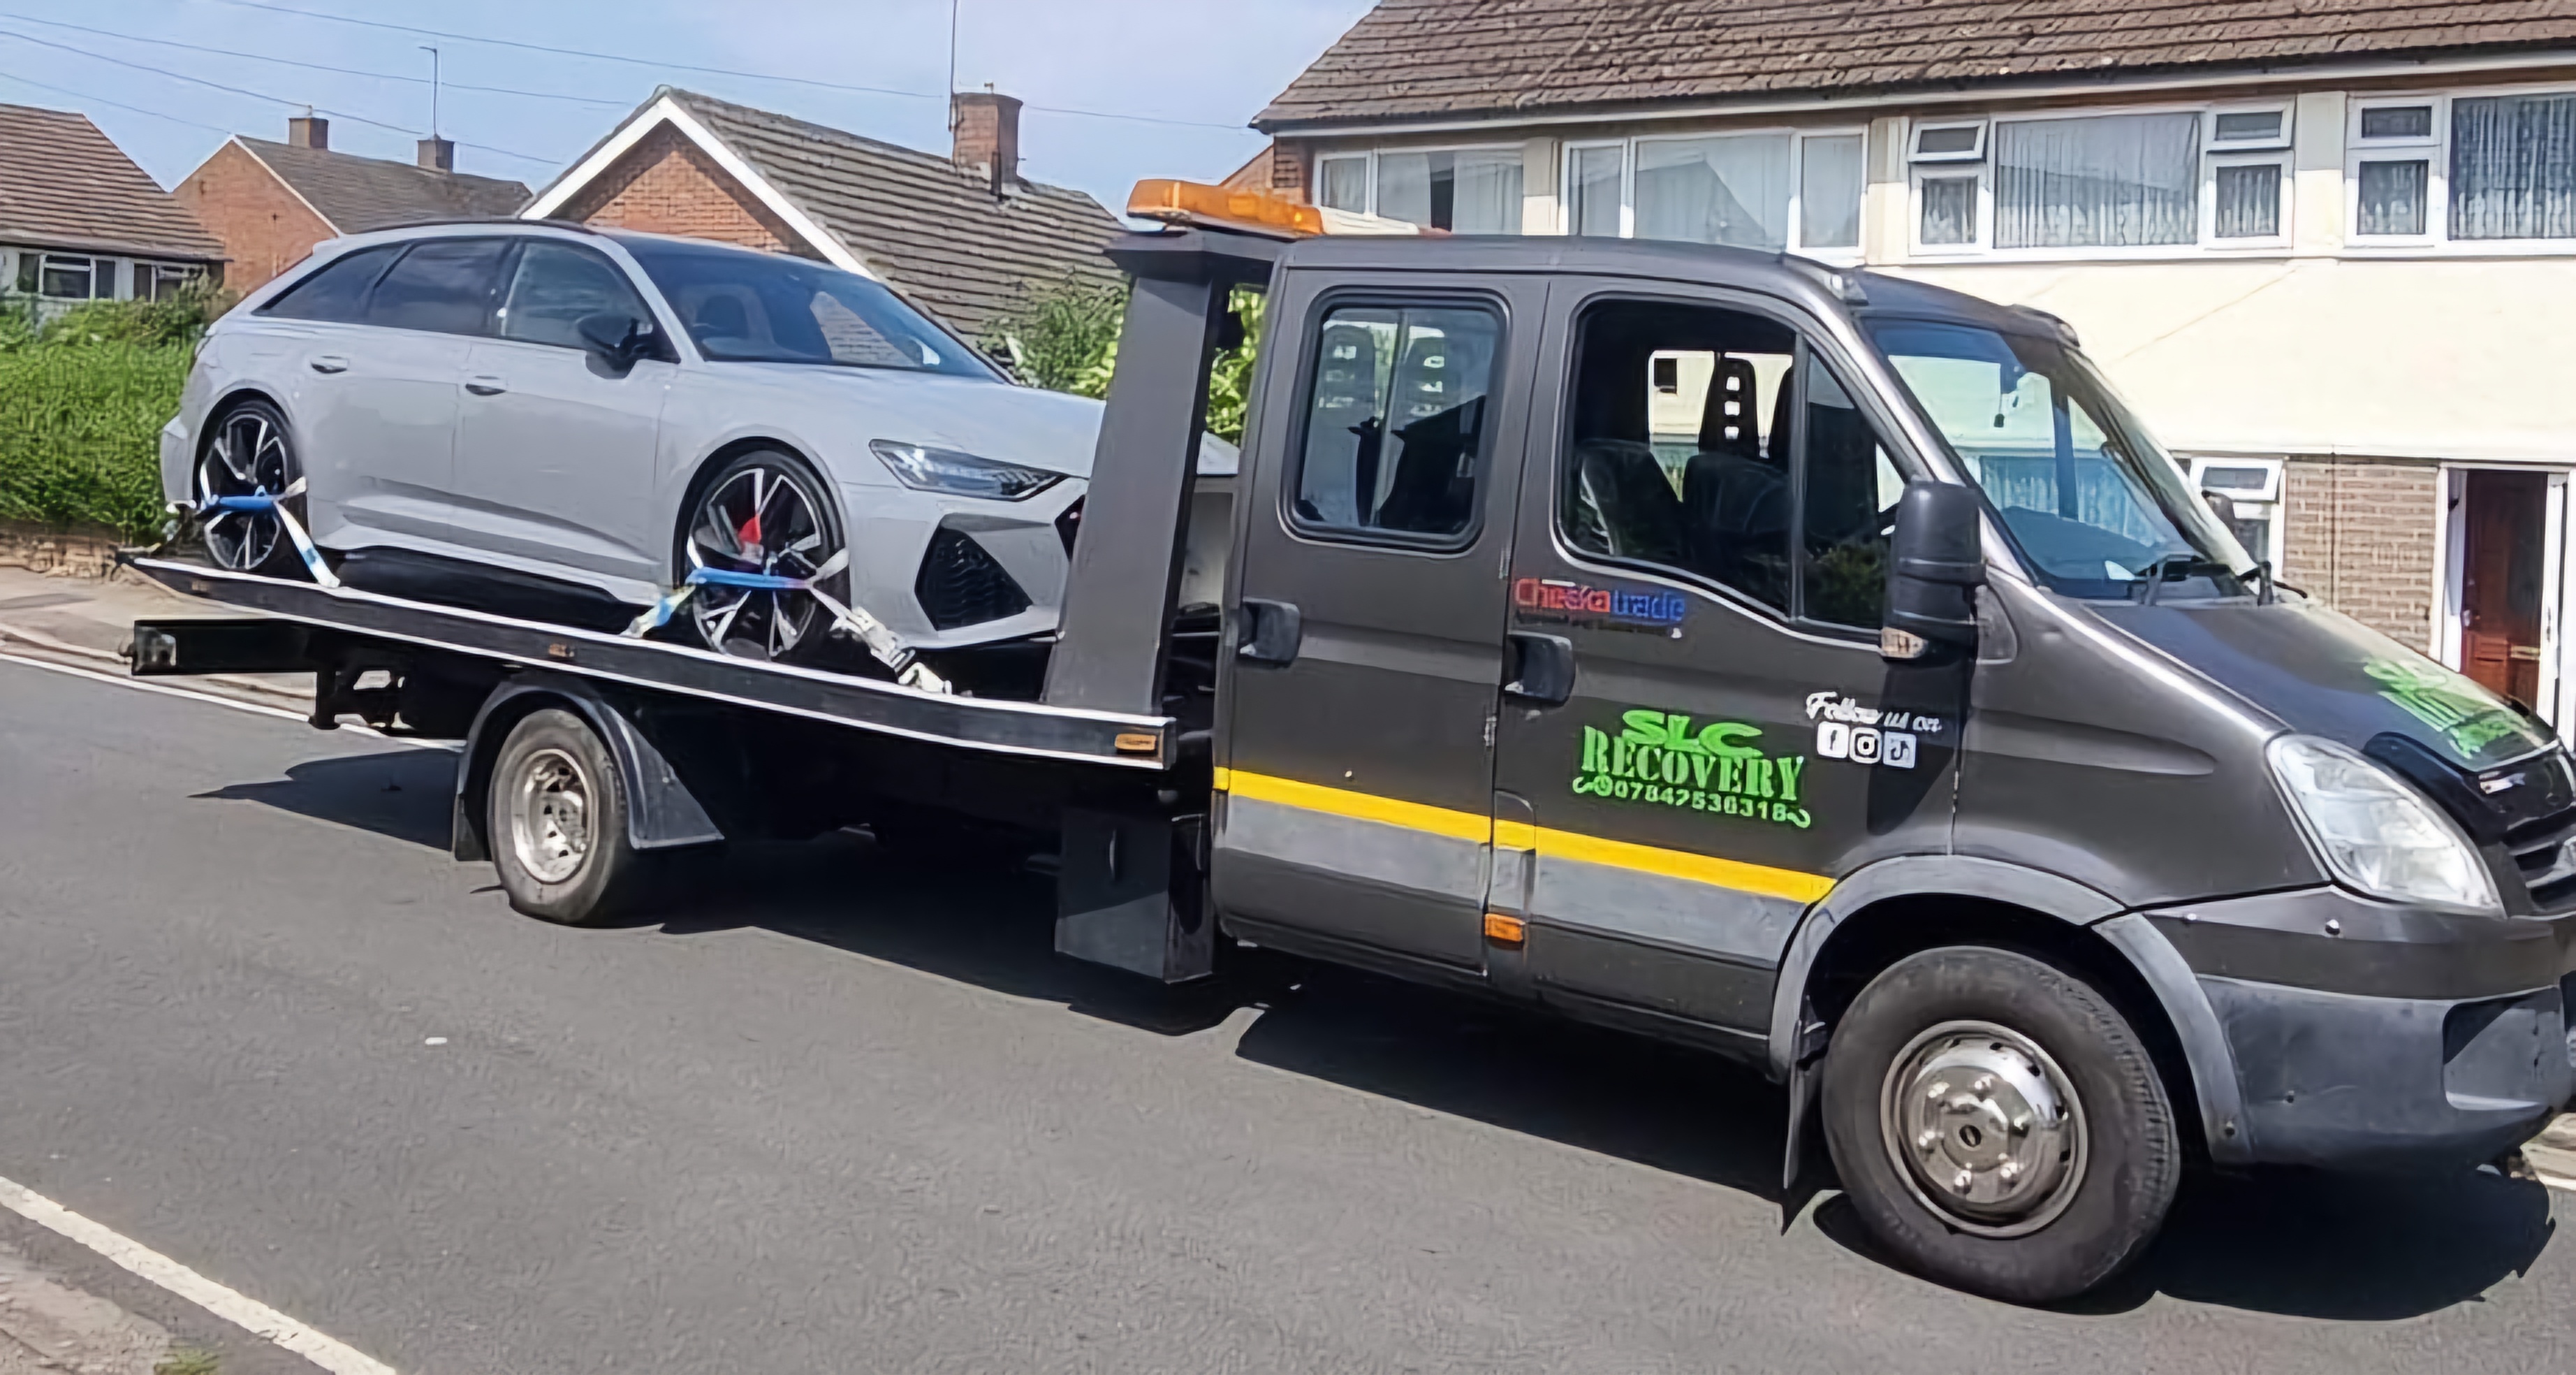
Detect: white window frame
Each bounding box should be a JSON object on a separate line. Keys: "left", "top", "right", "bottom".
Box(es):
{"left": 1313, "top": 152, "right": 1372, "bottom": 216}
{"left": 1310, "top": 145, "right": 1528, "bottom": 233}
{"left": 2344, "top": 81, "right": 2576, "bottom": 254}
{"left": 31, "top": 252, "right": 103, "bottom": 300}
{"left": 1903, "top": 100, "right": 2303, "bottom": 261}
{"left": 2188, "top": 456, "right": 2287, "bottom": 569}
{"left": 1552, "top": 124, "right": 1868, "bottom": 263}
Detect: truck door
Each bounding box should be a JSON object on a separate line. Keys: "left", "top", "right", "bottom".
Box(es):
{"left": 1211, "top": 270, "right": 1539, "bottom": 973}
{"left": 1489, "top": 286, "right": 1957, "bottom": 1039}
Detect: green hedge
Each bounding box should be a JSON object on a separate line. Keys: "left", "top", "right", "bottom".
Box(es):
{"left": 0, "top": 289, "right": 225, "bottom": 541}
{"left": 0, "top": 340, "right": 189, "bottom": 540}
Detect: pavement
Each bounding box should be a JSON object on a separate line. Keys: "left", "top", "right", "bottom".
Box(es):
{"left": 6, "top": 562, "right": 2576, "bottom": 1372}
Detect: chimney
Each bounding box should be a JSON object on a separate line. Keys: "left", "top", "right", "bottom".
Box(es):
{"left": 287, "top": 115, "right": 328, "bottom": 150}
{"left": 416, "top": 136, "right": 455, "bottom": 173}
{"left": 951, "top": 88, "right": 1021, "bottom": 196}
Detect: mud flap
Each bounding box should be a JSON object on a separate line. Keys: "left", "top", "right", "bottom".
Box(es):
{"left": 1780, "top": 1001, "right": 1831, "bottom": 1225}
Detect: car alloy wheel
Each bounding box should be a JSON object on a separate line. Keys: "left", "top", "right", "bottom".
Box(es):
{"left": 196, "top": 405, "right": 295, "bottom": 573}
{"left": 685, "top": 463, "right": 835, "bottom": 661}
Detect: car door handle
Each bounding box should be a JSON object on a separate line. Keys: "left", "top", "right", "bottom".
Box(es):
{"left": 308, "top": 355, "right": 348, "bottom": 374}
{"left": 1236, "top": 599, "right": 1301, "bottom": 666}
{"left": 1502, "top": 632, "right": 1576, "bottom": 706}
{"left": 464, "top": 376, "right": 506, "bottom": 396}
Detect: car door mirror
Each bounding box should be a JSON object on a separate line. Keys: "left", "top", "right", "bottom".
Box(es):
{"left": 1882, "top": 479, "right": 1984, "bottom": 661}
{"left": 576, "top": 312, "right": 650, "bottom": 366}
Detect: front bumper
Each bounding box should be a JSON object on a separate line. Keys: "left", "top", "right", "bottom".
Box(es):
{"left": 2152, "top": 887, "right": 2576, "bottom": 1170}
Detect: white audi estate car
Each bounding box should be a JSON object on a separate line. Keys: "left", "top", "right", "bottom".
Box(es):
{"left": 162, "top": 221, "right": 1222, "bottom": 668}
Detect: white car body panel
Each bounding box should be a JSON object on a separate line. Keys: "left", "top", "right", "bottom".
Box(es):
{"left": 166, "top": 222, "right": 1234, "bottom": 653}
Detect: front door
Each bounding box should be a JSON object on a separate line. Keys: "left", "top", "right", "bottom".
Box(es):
{"left": 2462, "top": 468, "right": 2547, "bottom": 708}
{"left": 1212, "top": 271, "right": 1539, "bottom": 972}
{"left": 454, "top": 240, "right": 672, "bottom": 587}
{"left": 1490, "top": 289, "right": 1955, "bottom": 1039}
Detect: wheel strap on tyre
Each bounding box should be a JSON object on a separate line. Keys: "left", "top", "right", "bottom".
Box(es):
{"left": 621, "top": 553, "right": 953, "bottom": 695}
{"left": 192, "top": 477, "right": 340, "bottom": 588}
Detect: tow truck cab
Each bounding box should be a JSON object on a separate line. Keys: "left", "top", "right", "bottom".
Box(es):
{"left": 1053, "top": 226, "right": 2576, "bottom": 1300}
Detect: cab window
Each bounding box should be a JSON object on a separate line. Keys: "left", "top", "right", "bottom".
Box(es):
{"left": 1289, "top": 302, "right": 1502, "bottom": 544}
{"left": 1562, "top": 299, "right": 1907, "bottom": 629}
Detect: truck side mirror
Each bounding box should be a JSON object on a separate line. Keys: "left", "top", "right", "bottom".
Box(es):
{"left": 1883, "top": 479, "right": 1985, "bottom": 662}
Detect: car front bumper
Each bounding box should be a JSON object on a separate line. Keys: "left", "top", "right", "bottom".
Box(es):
{"left": 2151, "top": 886, "right": 2576, "bottom": 1170}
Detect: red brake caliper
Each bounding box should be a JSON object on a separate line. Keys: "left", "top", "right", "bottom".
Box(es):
{"left": 736, "top": 509, "right": 763, "bottom": 563}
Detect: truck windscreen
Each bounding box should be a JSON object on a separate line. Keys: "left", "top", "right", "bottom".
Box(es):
{"left": 1869, "top": 319, "right": 2254, "bottom": 601}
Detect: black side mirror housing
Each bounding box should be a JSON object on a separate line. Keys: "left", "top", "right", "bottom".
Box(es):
{"left": 1884, "top": 479, "right": 1985, "bottom": 661}
{"left": 576, "top": 312, "right": 653, "bottom": 366}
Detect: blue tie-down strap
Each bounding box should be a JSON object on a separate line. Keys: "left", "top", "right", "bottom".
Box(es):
{"left": 623, "top": 562, "right": 951, "bottom": 694}
{"left": 193, "top": 479, "right": 339, "bottom": 589}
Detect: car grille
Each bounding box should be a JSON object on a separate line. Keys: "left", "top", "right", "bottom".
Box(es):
{"left": 1055, "top": 498, "right": 1082, "bottom": 558}
{"left": 2506, "top": 808, "right": 2576, "bottom": 912}
{"left": 915, "top": 528, "right": 1032, "bottom": 631}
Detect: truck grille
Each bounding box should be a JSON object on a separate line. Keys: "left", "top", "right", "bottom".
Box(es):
{"left": 2507, "top": 809, "right": 2576, "bottom": 911}
{"left": 915, "top": 528, "right": 1031, "bottom": 631}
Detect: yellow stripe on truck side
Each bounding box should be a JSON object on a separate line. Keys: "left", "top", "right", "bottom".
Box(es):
{"left": 1215, "top": 770, "right": 1834, "bottom": 904}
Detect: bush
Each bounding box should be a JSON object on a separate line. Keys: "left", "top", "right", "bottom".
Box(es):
{"left": 986, "top": 275, "right": 1264, "bottom": 445}
{"left": 0, "top": 288, "right": 228, "bottom": 539}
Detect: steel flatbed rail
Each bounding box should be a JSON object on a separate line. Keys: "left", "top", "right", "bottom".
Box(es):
{"left": 119, "top": 555, "right": 1174, "bottom": 770}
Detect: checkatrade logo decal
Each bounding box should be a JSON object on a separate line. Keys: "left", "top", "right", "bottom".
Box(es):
{"left": 1574, "top": 709, "right": 1811, "bottom": 829}
{"left": 1514, "top": 577, "right": 1687, "bottom": 636}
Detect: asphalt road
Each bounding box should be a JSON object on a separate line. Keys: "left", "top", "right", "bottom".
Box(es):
{"left": 4, "top": 655, "right": 2574, "bottom": 1374}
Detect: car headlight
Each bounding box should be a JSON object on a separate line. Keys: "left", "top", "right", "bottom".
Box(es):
{"left": 870, "top": 440, "right": 1064, "bottom": 501}
{"left": 2266, "top": 734, "right": 2499, "bottom": 912}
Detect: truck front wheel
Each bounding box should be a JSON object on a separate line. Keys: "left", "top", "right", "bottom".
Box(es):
{"left": 1820, "top": 946, "right": 2180, "bottom": 1303}
{"left": 488, "top": 708, "right": 645, "bottom": 926}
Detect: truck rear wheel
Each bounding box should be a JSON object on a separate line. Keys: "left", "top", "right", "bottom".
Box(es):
{"left": 1820, "top": 946, "right": 2179, "bottom": 1304}
{"left": 488, "top": 708, "right": 645, "bottom": 926}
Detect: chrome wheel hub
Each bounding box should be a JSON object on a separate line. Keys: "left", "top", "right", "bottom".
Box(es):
{"left": 508, "top": 748, "right": 593, "bottom": 885}
{"left": 1880, "top": 1019, "right": 2086, "bottom": 1237}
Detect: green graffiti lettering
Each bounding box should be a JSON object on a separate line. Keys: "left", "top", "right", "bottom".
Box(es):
{"left": 1689, "top": 752, "right": 1716, "bottom": 788}
{"left": 1620, "top": 709, "right": 1669, "bottom": 746}
{"left": 1697, "top": 722, "right": 1762, "bottom": 758}
{"left": 1746, "top": 757, "right": 1775, "bottom": 799}
{"left": 1581, "top": 726, "right": 1609, "bottom": 774}
{"left": 1776, "top": 755, "right": 1806, "bottom": 803}
{"left": 1660, "top": 750, "right": 1688, "bottom": 785}
{"left": 1715, "top": 755, "right": 1743, "bottom": 794}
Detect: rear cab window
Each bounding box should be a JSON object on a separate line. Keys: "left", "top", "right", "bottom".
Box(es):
{"left": 1288, "top": 301, "right": 1505, "bottom": 546}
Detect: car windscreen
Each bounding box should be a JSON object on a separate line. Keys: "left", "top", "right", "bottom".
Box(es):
{"left": 1867, "top": 318, "right": 2255, "bottom": 601}
{"left": 621, "top": 240, "right": 997, "bottom": 379}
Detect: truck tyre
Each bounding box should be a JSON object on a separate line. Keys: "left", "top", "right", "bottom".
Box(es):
{"left": 488, "top": 708, "right": 646, "bottom": 926}
{"left": 1820, "top": 946, "right": 2179, "bottom": 1304}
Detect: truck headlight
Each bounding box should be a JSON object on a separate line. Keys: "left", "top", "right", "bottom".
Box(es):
{"left": 870, "top": 440, "right": 1064, "bottom": 501}
{"left": 2266, "top": 734, "right": 2499, "bottom": 913}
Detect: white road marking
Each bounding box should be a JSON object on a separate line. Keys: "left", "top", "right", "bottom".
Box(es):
{"left": 0, "top": 652, "right": 451, "bottom": 750}
{"left": 0, "top": 1172, "right": 397, "bottom": 1375}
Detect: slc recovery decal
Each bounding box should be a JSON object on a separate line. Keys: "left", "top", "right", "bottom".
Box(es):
{"left": 1574, "top": 709, "right": 1811, "bottom": 829}
{"left": 1514, "top": 576, "right": 1688, "bottom": 637}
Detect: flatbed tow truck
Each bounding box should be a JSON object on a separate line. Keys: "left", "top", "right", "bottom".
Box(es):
{"left": 123, "top": 182, "right": 2576, "bottom": 1302}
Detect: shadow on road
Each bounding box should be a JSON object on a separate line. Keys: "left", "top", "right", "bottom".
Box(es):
{"left": 205, "top": 750, "right": 2562, "bottom": 1321}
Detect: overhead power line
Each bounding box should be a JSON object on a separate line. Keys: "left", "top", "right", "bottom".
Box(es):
{"left": 0, "top": 67, "right": 239, "bottom": 135}
{"left": 0, "top": 28, "right": 560, "bottom": 166}
{"left": 210, "top": 0, "right": 1250, "bottom": 131}
{"left": 0, "top": 11, "right": 627, "bottom": 107}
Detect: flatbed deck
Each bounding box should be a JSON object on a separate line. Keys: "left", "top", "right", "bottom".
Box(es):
{"left": 120, "top": 555, "right": 1175, "bottom": 770}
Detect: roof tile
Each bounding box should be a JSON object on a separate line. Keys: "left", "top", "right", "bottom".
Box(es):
{"left": 0, "top": 102, "right": 225, "bottom": 260}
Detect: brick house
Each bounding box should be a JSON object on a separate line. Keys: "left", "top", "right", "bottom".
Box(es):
{"left": 175, "top": 117, "right": 531, "bottom": 295}
{"left": 520, "top": 87, "right": 1125, "bottom": 344}
{"left": 0, "top": 102, "right": 226, "bottom": 317}
{"left": 1257, "top": 1, "right": 2576, "bottom": 726}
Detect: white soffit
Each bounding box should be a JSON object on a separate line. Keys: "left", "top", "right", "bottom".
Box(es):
{"left": 521, "top": 95, "right": 879, "bottom": 280}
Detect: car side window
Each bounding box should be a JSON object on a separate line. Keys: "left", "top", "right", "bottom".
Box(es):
{"left": 1560, "top": 298, "right": 1908, "bottom": 629}
{"left": 1289, "top": 302, "right": 1501, "bottom": 544}
{"left": 260, "top": 244, "right": 400, "bottom": 323}
{"left": 363, "top": 238, "right": 510, "bottom": 337}
{"left": 496, "top": 240, "right": 652, "bottom": 350}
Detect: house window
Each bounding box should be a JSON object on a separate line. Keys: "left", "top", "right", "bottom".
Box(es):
{"left": 1377, "top": 149, "right": 1523, "bottom": 233}
{"left": 1560, "top": 127, "right": 1864, "bottom": 258}
{"left": 1994, "top": 112, "right": 2200, "bottom": 249}
{"left": 2350, "top": 98, "right": 2441, "bottom": 241}
{"left": 2451, "top": 92, "right": 2576, "bottom": 241}
{"left": 22, "top": 253, "right": 105, "bottom": 300}
{"left": 135, "top": 263, "right": 203, "bottom": 302}
{"left": 1316, "top": 154, "right": 1369, "bottom": 214}
{"left": 2204, "top": 104, "right": 2292, "bottom": 244}
{"left": 2190, "top": 457, "right": 2285, "bottom": 569}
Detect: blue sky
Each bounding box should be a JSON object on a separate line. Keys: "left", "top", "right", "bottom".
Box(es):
{"left": 0, "top": 0, "right": 1377, "bottom": 214}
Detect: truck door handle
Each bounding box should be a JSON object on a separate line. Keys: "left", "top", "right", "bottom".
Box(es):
{"left": 1236, "top": 599, "right": 1301, "bottom": 665}
{"left": 464, "top": 377, "right": 506, "bottom": 396}
{"left": 1503, "top": 632, "right": 1576, "bottom": 706}
{"left": 308, "top": 355, "right": 348, "bottom": 374}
